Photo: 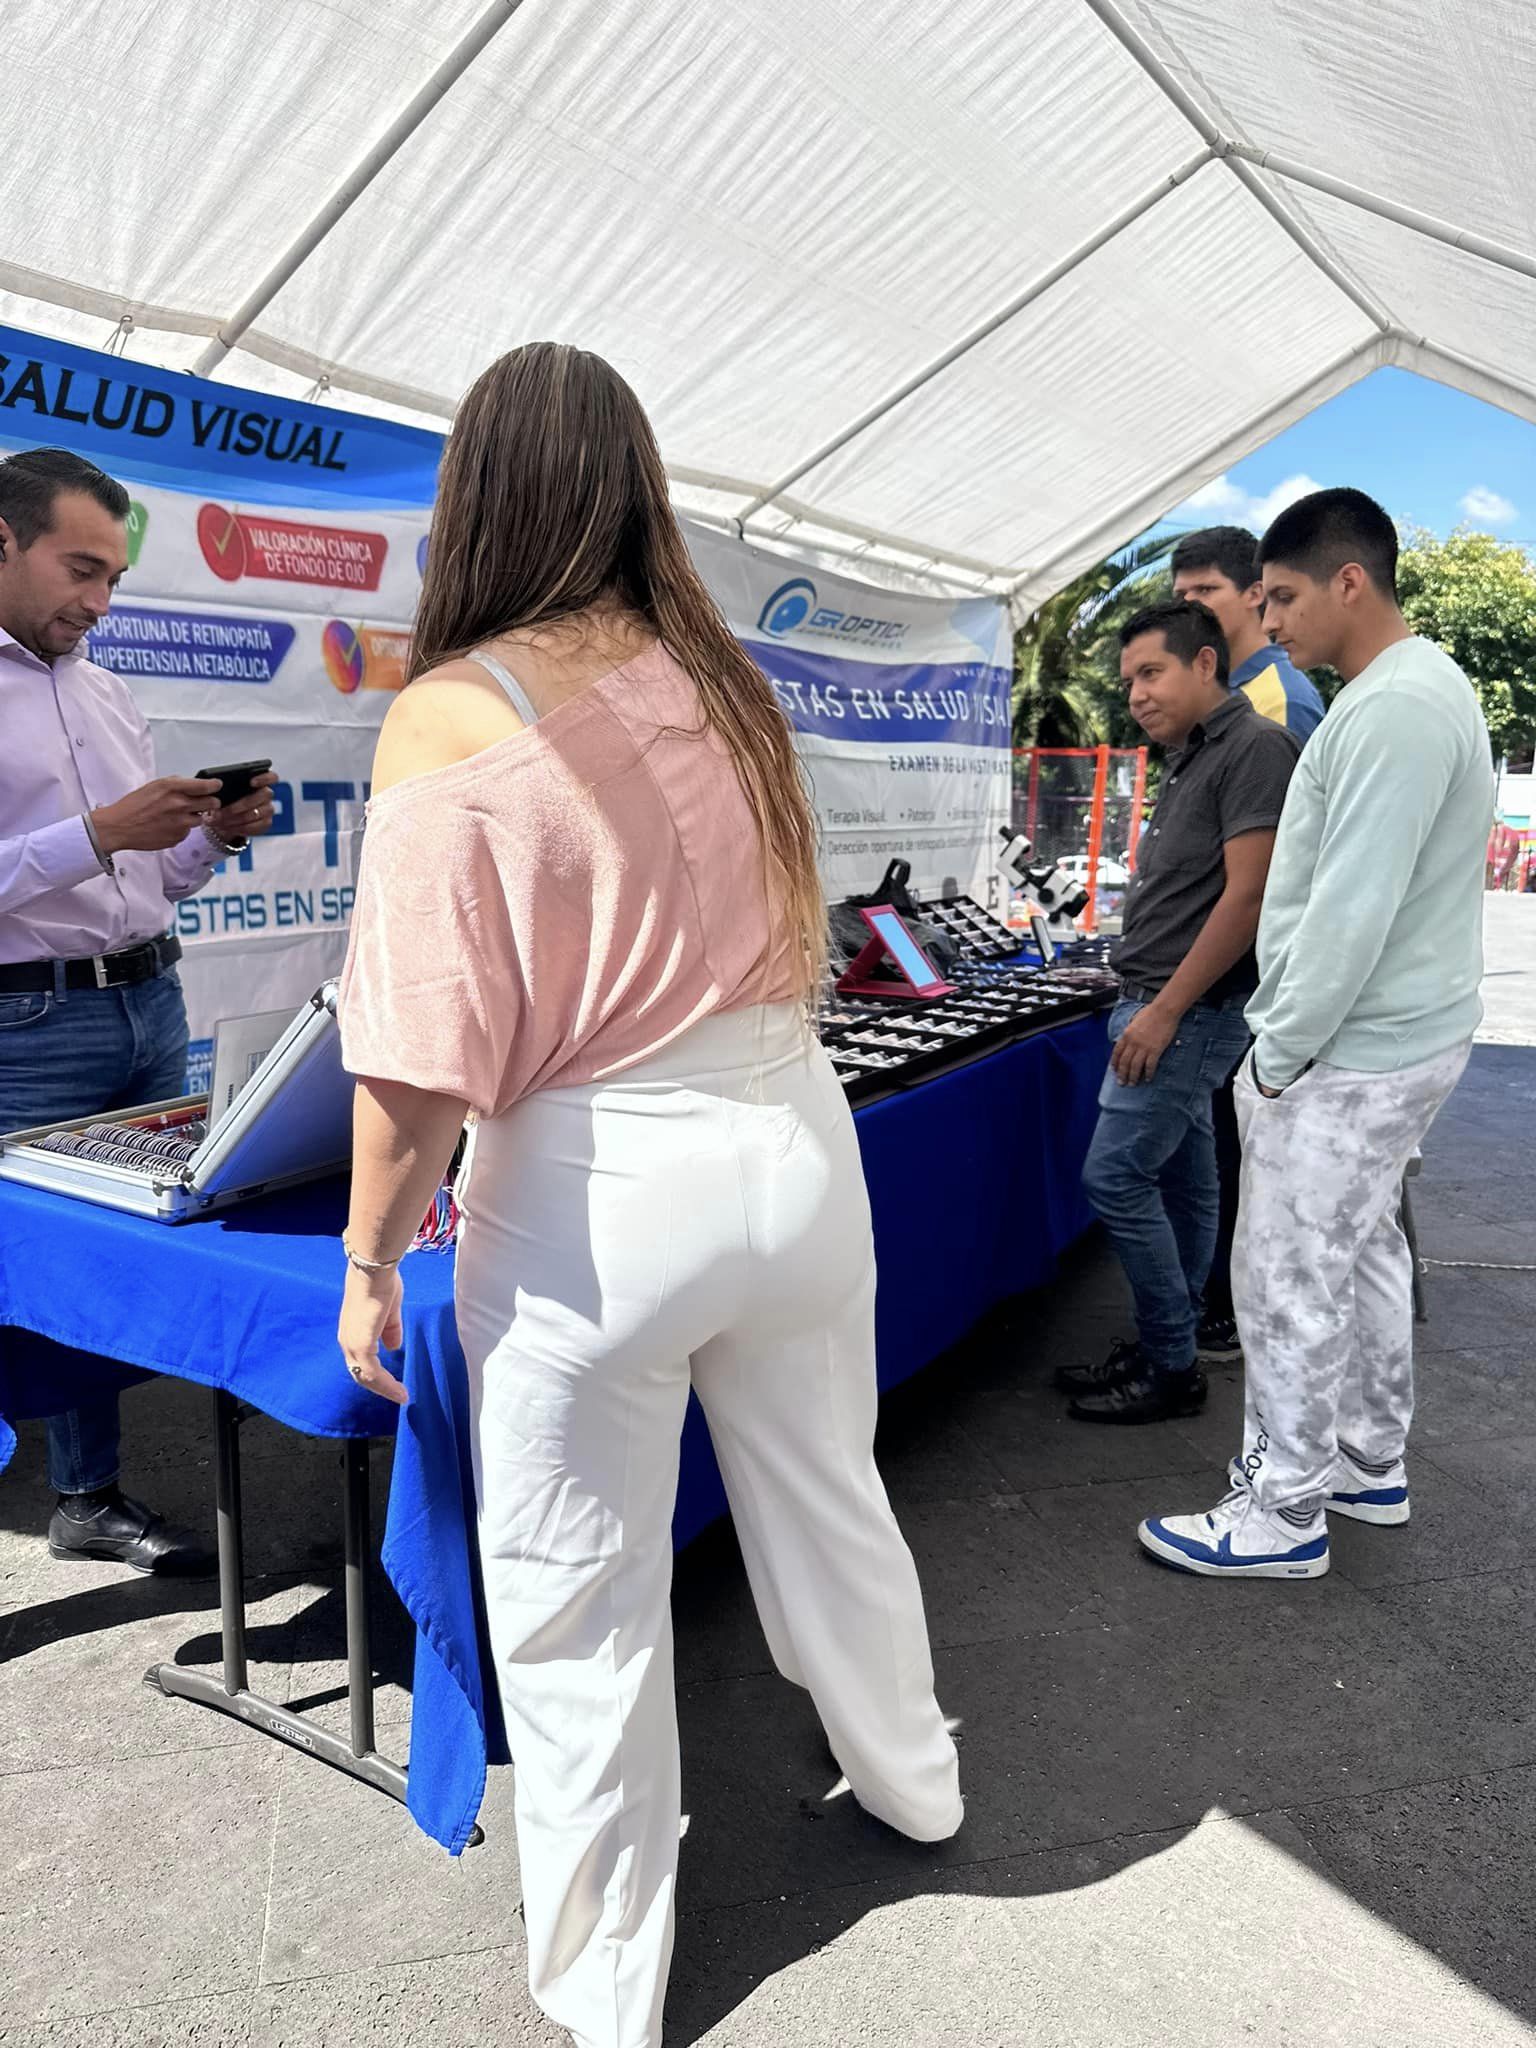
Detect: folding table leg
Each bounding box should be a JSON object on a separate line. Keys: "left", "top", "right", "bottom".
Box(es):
{"left": 344, "top": 1436, "right": 376, "bottom": 1759}
{"left": 215, "top": 1386, "right": 248, "bottom": 1693}
{"left": 144, "top": 1391, "right": 416, "bottom": 1822}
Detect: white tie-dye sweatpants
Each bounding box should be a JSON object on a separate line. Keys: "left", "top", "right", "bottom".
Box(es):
{"left": 1230, "top": 1039, "right": 1472, "bottom": 1519}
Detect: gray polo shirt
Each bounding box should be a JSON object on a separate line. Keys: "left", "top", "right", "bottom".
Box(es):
{"left": 1112, "top": 691, "right": 1299, "bottom": 1002}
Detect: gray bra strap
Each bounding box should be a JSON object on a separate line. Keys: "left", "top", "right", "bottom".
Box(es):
{"left": 468, "top": 648, "right": 542, "bottom": 727}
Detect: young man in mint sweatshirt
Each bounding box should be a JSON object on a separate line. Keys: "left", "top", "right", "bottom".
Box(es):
{"left": 1171, "top": 525, "right": 1328, "bottom": 1368}
{"left": 1139, "top": 489, "right": 1494, "bottom": 1580}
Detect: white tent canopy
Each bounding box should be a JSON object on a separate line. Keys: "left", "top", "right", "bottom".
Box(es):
{"left": 5, "top": 0, "right": 1533, "bottom": 603}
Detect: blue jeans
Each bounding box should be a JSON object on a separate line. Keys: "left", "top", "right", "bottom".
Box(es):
{"left": 0, "top": 967, "right": 190, "bottom": 1493}
{"left": 1082, "top": 995, "right": 1254, "bottom": 1376}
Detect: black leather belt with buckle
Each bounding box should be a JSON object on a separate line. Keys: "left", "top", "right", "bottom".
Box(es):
{"left": 0, "top": 934, "right": 183, "bottom": 995}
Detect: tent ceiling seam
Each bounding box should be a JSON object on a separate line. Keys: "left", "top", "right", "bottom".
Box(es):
{"left": 670, "top": 466, "right": 1019, "bottom": 577}
{"left": 1005, "top": 332, "right": 1388, "bottom": 602}
{"left": 191, "top": 0, "right": 527, "bottom": 378}
{"left": 1229, "top": 144, "right": 1536, "bottom": 285}
{"left": 731, "top": 144, "right": 1217, "bottom": 528}
{"left": 1386, "top": 334, "right": 1536, "bottom": 428}
{"left": 682, "top": 509, "right": 1002, "bottom": 597}
{"left": 1078, "top": 0, "right": 1399, "bottom": 334}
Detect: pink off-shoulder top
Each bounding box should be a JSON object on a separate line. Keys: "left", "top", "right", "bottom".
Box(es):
{"left": 338, "top": 643, "right": 802, "bottom": 1118}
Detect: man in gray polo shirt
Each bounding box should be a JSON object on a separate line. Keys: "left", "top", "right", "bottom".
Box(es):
{"left": 1061, "top": 602, "right": 1299, "bottom": 1424}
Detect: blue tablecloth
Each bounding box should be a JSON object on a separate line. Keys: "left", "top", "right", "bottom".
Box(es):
{"left": 0, "top": 1013, "right": 1105, "bottom": 1853}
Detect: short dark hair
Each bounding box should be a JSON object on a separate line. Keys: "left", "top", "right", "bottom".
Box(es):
{"left": 1259, "top": 487, "right": 1398, "bottom": 598}
{"left": 1119, "top": 598, "right": 1230, "bottom": 685}
{"left": 0, "top": 447, "right": 130, "bottom": 549}
{"left": 1170, "top": 525, "right": 1260, "bottom": 590}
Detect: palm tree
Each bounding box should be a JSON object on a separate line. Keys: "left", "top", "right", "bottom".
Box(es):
{"left": 1012, "top": 534, "right": 1174, "bottom": 747}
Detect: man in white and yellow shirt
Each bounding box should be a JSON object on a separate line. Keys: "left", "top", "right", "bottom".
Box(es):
{"left": 1173, "top": 525, "right": 1325, "bottom": 741}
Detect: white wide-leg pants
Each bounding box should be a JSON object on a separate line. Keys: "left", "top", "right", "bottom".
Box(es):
{"left": 1231, "top": 1038, "right": 1471, "bottom": 1519}
{"left": 456, "top": 1003, "right": 962, "bottom": 2048}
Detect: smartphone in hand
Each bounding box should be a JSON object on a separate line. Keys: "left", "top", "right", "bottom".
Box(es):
{"left": 194, "top": 759, "right": 273, "bottom": 808}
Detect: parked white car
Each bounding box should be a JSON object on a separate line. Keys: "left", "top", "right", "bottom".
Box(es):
{"left": 1057, "top": 854, "right": 1130, "bottom": 889}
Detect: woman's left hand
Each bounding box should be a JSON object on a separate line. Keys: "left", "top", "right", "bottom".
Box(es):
{"left": 338, "top": 1262, "right": 409, "bottom": 1406}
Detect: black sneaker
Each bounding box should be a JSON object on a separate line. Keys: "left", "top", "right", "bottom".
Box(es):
{"left": 1069, "top": 1364, "right": 1208, "bottom": 1426}
{"left": 1196, "top": 1313, "right": 1242, "bottom": 1363}
{"left": 1055, "top": 1337, "right": 1140, "bottom": 1396}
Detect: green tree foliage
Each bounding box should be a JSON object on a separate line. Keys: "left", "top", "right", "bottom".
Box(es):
{"left": 1396, "top": 529, "right": 1536, "bottom": 757}
{"left": 1014, "top": 525, "right": 1536, "bottom": 760}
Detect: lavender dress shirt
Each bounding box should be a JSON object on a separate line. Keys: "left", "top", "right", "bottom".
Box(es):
{"left": 0, "top": 628, "right": 222, "bottom": 964}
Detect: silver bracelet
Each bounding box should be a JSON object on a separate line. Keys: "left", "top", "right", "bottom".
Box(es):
{"left": 82, "top": 812, "right": 116, "bottom": 875}
{"left": 342, "top": 1231, "right": 403, "bottom": 1275}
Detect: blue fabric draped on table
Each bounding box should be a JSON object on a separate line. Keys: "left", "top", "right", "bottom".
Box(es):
{"left": 0, "top": 1013, "right": 1105, "bottom": 1854}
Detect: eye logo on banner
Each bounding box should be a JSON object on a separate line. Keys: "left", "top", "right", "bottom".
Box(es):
{"left": 125, "top": 501, "right": 149, "bottom": 567}
{"left": 322, "top": 620, "right": 410, "bottom": 693}
{"left": 755, "top": 576, "right": 909, "bottom": 650}
{"left": 197, "top": 504, "right": 388, "bottom": 591}
{"left": 758, "top": 578, "right": 818, "bottom": 637}
{"left": 88, "top": 606, "right": 296, "bottom": 685}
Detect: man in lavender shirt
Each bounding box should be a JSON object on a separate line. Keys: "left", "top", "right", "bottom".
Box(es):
{"left": 0, "top": 448, "right": 276, "bottom": 1575}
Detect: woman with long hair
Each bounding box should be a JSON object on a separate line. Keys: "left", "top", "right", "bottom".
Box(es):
{"left": 336, "top": 343, "right": 961, "bottom": 2047}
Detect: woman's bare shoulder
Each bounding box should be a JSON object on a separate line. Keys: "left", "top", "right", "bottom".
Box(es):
{"left": 371, "top": 658, "right": 525, "bottom": 795}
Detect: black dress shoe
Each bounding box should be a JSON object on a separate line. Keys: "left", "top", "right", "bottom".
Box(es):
{"left": 1055, "top": 1337, "right": 1140, "bottom": 1395}
{"left": 48, "top": 1488, "right": 217, "bottom": 1578}
{"left": 1069, "top": 1364, "right": 1208, "bottom": 1426}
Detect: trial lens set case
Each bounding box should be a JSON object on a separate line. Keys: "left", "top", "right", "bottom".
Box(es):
{"left": 0, "top": 984, "right": 351, "bottom": 1222}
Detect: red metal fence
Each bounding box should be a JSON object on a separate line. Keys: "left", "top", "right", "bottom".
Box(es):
{"left": 1012, "top": 745, "right": 1150, "bottom": 932}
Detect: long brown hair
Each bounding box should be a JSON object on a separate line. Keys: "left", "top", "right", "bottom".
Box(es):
{"left": 411, "top": 343, "right": 824, "bottom": 997}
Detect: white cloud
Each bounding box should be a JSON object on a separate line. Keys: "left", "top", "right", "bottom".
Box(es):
{"left": 1176, "top": 471, "right": 1324, "bottom": 533}
{"left": 1184, "top": 474, "right": 1246, "bottom": 517}
{"left": 1459, "top": 484, "right": 1517, "bottom": 526}
{"left": 1246, "top": 474, "right": 1325, "bottom": 528}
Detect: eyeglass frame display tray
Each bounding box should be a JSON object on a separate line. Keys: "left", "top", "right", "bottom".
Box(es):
{"left": 817, "top": 943, "right": 1117, "bottom": 1110}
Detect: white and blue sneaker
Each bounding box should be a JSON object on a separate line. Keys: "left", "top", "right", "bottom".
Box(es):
{"left": 1138, "top": 1485, "right": 1330, "bottom": 1579}
{"left": 1327, "top": 1447, "right": 1410, "bottom": 1526}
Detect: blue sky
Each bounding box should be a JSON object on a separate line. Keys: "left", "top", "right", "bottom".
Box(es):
{"left": 1152, "top": 367, "right": 1535, "bottom": 555}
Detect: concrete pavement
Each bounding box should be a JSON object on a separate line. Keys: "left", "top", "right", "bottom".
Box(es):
{"left": 1, "top": 901, "right": 1532, "bottom": 2046}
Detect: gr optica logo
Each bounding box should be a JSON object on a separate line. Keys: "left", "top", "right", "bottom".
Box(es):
{"left": 758, "top": 578, "right": 817, "bottom": 637}
{"left": 322, "top": 620, "right": 410, "bottom": 694}
{"left": 754, "top": 576, "right": 909, "bottom": 648}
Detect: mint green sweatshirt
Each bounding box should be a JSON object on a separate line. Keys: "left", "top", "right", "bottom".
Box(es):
{"left": 1247, "top": 636, "right": 1494, "bottom": 1087}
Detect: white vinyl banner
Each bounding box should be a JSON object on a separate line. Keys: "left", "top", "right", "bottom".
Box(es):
{"left": 685, "top": 526, "right": 1013, "bottom": 904}
{"left": 1, "top": 326, "right": 1011, "bottom": 1089}
{"left": 100, "top": 506, "right": 1012, "bottom": 1090}
{"left": 76, "top": 482, "right": 430, "bottom": 1091}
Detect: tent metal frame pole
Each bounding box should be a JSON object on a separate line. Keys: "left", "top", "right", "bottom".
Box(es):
{"left": 1387, "top": 334, "right": 1536, "bottom": 431}
{"left": 192, "top": 0, "right": 526, "bottom": 377}
{"left": 1227, "top": 144, "right": 1536, "bottom": 285}
{"left": 733, "top": 144, "right": 1216, "bottom": 526}
{"left": 674, "top": 466, "right": 1019, "bottom": 579}
{"left": 681, "top": 508, "right": 1000, "bottom": 595}
{"left": 1007, "top": 334, "right": 1384, "bottom": 606}
{"left": 740, "top": 498, "right": 1015, "bottom": 581}
{"left": 1078, "top": 0, "right": 1396, "bottom": 334}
